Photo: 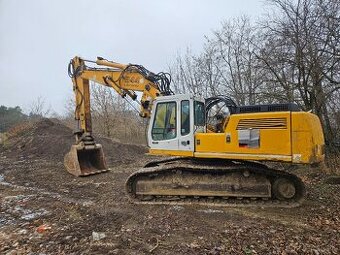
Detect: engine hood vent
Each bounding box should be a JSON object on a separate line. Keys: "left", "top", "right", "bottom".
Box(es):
{"left": 237, "top": 118, "right": 287, "bottom": 130}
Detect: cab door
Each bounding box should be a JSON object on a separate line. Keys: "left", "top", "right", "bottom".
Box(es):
{"left": 148, "top": 100, "right": 179, "bottom": 150}
{"left": 178, "top": 99, "right": 194, "bottom": 151}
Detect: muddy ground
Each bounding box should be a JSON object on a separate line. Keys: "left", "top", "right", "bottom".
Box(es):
{"left": 0, "top": 119, "right": 339, "bottom": 255}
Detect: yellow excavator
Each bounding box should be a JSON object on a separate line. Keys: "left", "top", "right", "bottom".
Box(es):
{"left": 64, "top": 56, "right": 325, "bottom": 207}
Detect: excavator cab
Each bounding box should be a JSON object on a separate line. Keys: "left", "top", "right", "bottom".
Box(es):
{"left": 147, "top": 94, "right": 205, "bottom": 156}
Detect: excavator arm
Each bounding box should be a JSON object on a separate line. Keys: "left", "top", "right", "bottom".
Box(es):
{"left": 64, "top": 56, "right": 172, "bottom": 176}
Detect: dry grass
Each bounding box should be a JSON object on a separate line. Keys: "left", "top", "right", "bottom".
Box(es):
{"left": 6, "top": 121, "right": 34, "bottom": 138}
{"left": 0, "top": 133, "right": 7, "bottom": 145}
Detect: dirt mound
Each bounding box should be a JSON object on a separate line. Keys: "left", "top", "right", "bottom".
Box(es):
{"left": 1, "top": 118, "right": 147, "bottom": 164}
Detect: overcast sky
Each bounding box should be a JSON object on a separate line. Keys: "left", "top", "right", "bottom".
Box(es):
{"left": 0, "top": 0, "right": 265, "bottom": 115}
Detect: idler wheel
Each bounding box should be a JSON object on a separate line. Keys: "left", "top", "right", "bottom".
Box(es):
{"left": 273, "top": 178, "right": 296, "bottom": 200}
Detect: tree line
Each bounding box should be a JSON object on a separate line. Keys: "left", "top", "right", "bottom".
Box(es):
{"left": 0, "top": 97, "right": 52, "bottom": 133}
{"left": 169, "top": 0, "right": 340, "bottom": 146}
{"left": 0, "top": 106, "right": 26, "bottom": 133}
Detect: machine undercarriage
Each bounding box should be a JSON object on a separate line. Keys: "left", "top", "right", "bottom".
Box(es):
{"left": 126, "top": 158, "right": 305, "bottom": 207}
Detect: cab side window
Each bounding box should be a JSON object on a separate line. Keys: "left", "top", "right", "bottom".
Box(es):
{"left": 151, "top": 102, "right": 177, "bottom": 140}
{"left": 181, "top": 100, "right": 190, "bottom": 135}
{"left": 194, "top": 101, "right": 205, "bottom": 126}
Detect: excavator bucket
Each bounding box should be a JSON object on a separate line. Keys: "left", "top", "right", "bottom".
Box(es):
{"left": 64, "top": 144, "right": 108, "bottom": 177}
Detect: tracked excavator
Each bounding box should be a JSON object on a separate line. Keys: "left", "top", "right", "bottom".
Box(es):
{"left": 64, "top": 56, "right": 325, "bottom": 207}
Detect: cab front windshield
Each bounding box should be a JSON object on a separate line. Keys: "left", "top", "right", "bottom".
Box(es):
{"left": 151, "top": 102, "right": 177, "bottom": 140}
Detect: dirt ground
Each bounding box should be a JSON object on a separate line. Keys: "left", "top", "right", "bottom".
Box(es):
{"left": 0, "top": 119, "right": 339, "bottom": 255}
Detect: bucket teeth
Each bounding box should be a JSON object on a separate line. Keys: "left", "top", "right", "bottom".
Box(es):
{"left": 64, "top": 144, "right": 108, "bottom": 177}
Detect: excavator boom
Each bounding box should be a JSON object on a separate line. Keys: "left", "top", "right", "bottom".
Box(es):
{"left": 65, "top": 56, "right": 172, "bottom": 176}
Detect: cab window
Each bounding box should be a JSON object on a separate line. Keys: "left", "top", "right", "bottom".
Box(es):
{"left": 194, "top": 101, "right": 205, "bottom": 126}
{"left": 181, "top": 100, "right": 190, "bottom": 135}
{"left": 151, "top": 102, "right": 177, "bottom": 140}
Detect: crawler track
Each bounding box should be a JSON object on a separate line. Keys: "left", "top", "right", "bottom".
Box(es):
{"left": 126, "top": 158, "right": 305, "bottom": 208}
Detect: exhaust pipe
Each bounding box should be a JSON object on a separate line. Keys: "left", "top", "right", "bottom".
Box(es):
{"left": 64, "top": 143, "right": 108, "bottom": 177}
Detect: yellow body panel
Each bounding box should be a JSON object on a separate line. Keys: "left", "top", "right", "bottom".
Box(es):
{"left": 193, "top": 152, "right": 292, "bottom": 162}
{"left": 195, "top": 112, "right": 292, "bottom": 159}
{"left": 196, "top": 112, "right": 292, "bottom": 155}
{"left": 149, "top": 149, "right": 194, "bottom": 157}
{"left": 149, "top": 111, "right": 325, "bottom": 165}
{"left": 291, "top": 112, "right": 325, "bottom": 163}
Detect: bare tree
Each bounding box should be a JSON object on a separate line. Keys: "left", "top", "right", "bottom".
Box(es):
{"left": 169, "top": 48, "right": 208, "bottom": 96}
{"left": 211, "top": 16, "right": 265, "bottom": 104}
{"left": 257, "top": 0, "right": 340, "bottom": 142}
{"left": 169, "top": 0, "right": 339, "bottom": 144}
{"left": 90, "top": 82, "right": 146, "bottom": 143}
{"left": 28, "top": 96, "right": 51, "bottom": 119}
{"left": 169, "top": 16, "right": 265, "bottom": 105}
{"left": 91, "top": 83, "right": 115, "bottom": 137}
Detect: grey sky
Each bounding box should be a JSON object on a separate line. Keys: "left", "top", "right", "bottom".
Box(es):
{"left": 0, "top": 0, "right": 264, "bottom": 114}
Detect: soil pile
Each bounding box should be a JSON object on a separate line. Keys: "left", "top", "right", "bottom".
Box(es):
{"left": 1, "top": 118, "right": 147, "bottom": 164}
